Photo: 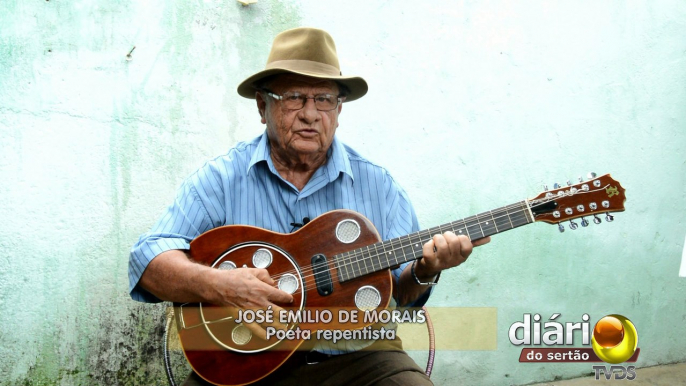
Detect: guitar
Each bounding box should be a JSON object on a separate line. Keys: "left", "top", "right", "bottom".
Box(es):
{"left": 173, "top": 173, "right": 626, "bottom": 385}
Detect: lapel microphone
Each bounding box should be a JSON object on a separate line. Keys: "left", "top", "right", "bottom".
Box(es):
{"left": 289, "top": 217, "right": 310, "bottom": 232}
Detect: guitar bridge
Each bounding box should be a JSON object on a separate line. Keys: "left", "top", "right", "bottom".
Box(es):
{"left": 311, "top": 254, "right": 334, "bottom": 296}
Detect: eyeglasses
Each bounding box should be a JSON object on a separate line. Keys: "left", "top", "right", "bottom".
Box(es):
{"left": 263, "top": 90, "right": 342, "bottom": 111}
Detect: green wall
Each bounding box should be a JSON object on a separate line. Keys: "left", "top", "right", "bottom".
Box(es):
{"left": 1, "top": 1, "right": 684, "bottom": 385}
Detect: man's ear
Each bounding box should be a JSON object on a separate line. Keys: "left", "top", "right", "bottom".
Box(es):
{"left": 256, "top": 92, "right": 267, "bottom": 124}
{"left": 335, "top": 102, "right": 343, "bottom": 128}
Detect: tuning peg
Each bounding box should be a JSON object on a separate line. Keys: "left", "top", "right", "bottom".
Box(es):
{"left": 553, "top": 183, "right": 561, "bottom": 189}
{"left": 593, "top": 214, "right": 602, "bottom": 224}
{"left": 587, "top": 172, "right": 597, "bottom": 179}
{"left": 578, "top": 176, "right": 584, "bottom": 183}
{"left": 569, "top": 220, "right": 578, "bottom": 230}
{"left": 543, "top": 184, "right": 549, "bottom": 191}
{"left": 605, "top": 213, "right": 614, "bottom": 222}
{"left": 581, "top": 217, "right": 589, "bottom": 227}
{"left": 558, "top": 223, "right": 565, "bottom": 233}
{"left": 567, "top": 180, "right": 572, "bottom": 186}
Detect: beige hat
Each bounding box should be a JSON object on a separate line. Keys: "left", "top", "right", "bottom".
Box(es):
{"left": 237, "top": 27, "right": 368, "bottom": 102}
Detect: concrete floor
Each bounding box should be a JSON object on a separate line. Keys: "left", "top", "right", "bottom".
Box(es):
{"left": 528, "top": 362, "right": 686, "bottom": 386}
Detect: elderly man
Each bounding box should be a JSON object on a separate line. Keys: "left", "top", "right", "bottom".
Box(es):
{"left": 129, "top": 27, "right": 489, "bottom": 386}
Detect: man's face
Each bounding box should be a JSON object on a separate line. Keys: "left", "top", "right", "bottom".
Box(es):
{"left": 257, "top": 74, "right": 343, "bottom": 159}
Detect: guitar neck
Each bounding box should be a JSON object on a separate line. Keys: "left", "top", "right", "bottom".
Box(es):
{"left": 335, "top": 200, "right": 534, "bottom": 282}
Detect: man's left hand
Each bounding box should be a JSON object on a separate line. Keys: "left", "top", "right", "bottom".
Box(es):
{"left": 414, "top": 232, "right": 491, "bottom": 281}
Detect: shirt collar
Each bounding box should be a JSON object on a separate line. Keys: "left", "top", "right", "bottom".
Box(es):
{"left": 247, "top": 131, "right": 354, "bottom": 183}
{"left": 247, "top": 132, "right": 272, "bottom": 174}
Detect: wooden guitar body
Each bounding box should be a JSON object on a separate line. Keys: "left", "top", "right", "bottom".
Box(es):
{"left": 174, "top": 210, "right": 393, "bottom": 386}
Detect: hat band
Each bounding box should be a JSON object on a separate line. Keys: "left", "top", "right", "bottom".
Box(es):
{"left": 265, "top": 60, "right": 342, "bottom": 76}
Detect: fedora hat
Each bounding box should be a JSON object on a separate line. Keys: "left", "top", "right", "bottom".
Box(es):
{"left": 237, "top": 27, "right": 368, "bottom": 102}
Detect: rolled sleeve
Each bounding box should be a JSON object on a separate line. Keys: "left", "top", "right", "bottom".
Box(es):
{"left": 128, "top": 178, "right": 215, "bottom": 303}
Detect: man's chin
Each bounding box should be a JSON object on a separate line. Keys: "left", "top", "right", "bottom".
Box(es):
{"left": 290, "top": 140, "right": 325, "bottom": 155}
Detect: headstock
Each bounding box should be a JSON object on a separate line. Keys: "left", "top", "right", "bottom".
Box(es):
{"left": 528, "top": 173, "right": 626, "bottom": 232}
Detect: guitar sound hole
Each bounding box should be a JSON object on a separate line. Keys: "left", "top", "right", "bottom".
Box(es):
{"left": 355, "top": 286, "right": 381, "bottom": 311}
{"left": 278, "top": 274, "right": 299, "bottom": 294}
{"left": 218, "top": 261, "right": 236, "bottom": 270}
{"left": 232, "top": 324, "right": 252, "bottom": 345}
{"left": 335, "top": 219, "right": 361, "bottom": 243}
{"left": 252, "top": 248, "right": 273, "bottom": 268}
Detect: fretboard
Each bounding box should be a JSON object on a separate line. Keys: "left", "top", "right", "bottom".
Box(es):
{"left": 334, "top": 200, "right": 533, "bottom": 282}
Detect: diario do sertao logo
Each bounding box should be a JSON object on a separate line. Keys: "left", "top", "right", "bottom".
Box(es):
{"left": 510, "top": 313, "right": 639, "bottom": 381}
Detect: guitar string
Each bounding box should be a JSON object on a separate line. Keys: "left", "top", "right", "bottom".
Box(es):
{"left": 269, "top": 199, "right": 538, "bottom": 292}
{"left": 340, "top": 200, "right": 533, "bottom": 259}
{"left": 328, "top": 183, "right": 611, "bottom": 279}
{"left": 266, "top": 200, "right": 526, "bottom": 284}
{"left": 325, "top": 184, "right": 612, "bottom": 284}
{"left": 268, "top": 201, "right": 533, "bottom": 293}
{"left": 268, "top": 184, "right": 613, "bottom": 293}
{"left": 328, "top": 201, "right": 529, "bottom": 276}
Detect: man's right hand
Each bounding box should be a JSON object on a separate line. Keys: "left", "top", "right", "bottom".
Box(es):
{"left": 207, "top": 268, "right": 293, "bottom": 339}
{"left": 139, "top": 250, "right": 294, "bottom": 340}
{"left": 207, "top": 267, "right": 293, "bottom": 308}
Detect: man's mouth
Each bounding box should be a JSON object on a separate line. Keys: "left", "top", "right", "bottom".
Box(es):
{"left": 296, "top": 129, "right": 318, "bottom": 137}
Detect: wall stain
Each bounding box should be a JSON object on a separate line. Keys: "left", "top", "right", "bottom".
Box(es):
{"left": 4, "top": 2, "right": 303, "bottom": 385}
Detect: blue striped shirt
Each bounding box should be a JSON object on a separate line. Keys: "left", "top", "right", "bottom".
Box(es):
{"left": 128, "top": 132, "right": 427, "bottom": 308}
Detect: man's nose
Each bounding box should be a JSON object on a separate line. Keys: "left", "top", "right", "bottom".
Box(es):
{"left": 298, "top": 98, "right": 319, "bottom": 122}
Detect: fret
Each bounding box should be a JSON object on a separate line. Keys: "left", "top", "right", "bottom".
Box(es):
{"left": 352, "top": 250, "right": 362, "bottom": 277}
{"left": 475, "top": 214, "right": 486, "bottom": 237}
{"left": 378, "top": 241, "right": 393, "bottom": 270}
{"left": 367, "top": 245, "right": 377, "bottom": 272}
{"left": 382, "top": 239, "right": 398, "bottom": 268}
{"left": 403, "top": 235, "right": 417, "bottom": 263}
{"left": 494, "top": 209, "right": 513, "bottom": 233}
{"left": 335, "top": 254, "right": 347, "bottom": 282}
{"left": 479, "top": 214, "right": 497, "bottom": 237}
{"left": 397, "top": 236, "right": 410, "bottom": 266}
{"left": 344, "top": 252, "right": 353, "bottom": 281}
{"left": 337, "top": 251, "right": 347, "bottom": 281}
{"left": 428, "top": 231, "right": 437, "bottom": 243}
{"left": 510, "top": 207, "right": 529, "bottom": 227}
{"left": 363, "top": 247, "right": 372, "bottom": 274}
{"left": 505, "top": 206, "right": 515, "bottom": 228}
{"left": 375, "top": 243, "right": 385, "bottom": 269}
{"left": 452, "top": 221, "right": 467, "bottom": 236}
{"left": 489, "top": 210, "right": 499, "bottom": 233}
{"left": 407, "top": 234, "right": 422, "bottom": 263}
{"left": 460, "top": 218, "right": 471, "bottom": 239}
{"left": 341, "top": 251, "right": 356, "bottom": 281}
{"left": 522, "top": 200, "right": 534, "bottom": 223}
{"left": 425, "top": 229, "right": 437, "bottom": 246}
{"left": 481, "top": 222, "right": 497, "bottom": 237}
{"left": 338, "top": 200, "right": 536, "bottom": 282}
{"left": 521, "top": 201, "right": 532, "bottom": 224}
{"left": 349, "top": 251, "right": 359, "bottom": 280}
{"left": 390, "top": 238, "right": 406, "bottom": 266}
{"left": 465, "top": 217, "right": 484, "bottom": 239}
{"left": 350, "top": 250, "right": 361, "bottom": 277}
{"left": 334, "top": 254, "right": 348, "bottom": 281}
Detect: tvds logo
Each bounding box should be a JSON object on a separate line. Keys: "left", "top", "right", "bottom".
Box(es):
{"left": 591, "top": 314, "right": 639, "bottom": 381}
{"left": 510, "top": 313, "right": 639, "bottom": 381}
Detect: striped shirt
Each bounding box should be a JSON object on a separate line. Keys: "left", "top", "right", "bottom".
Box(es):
{"left": 129, "top": 132, "right": 429, "bottom": 307}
